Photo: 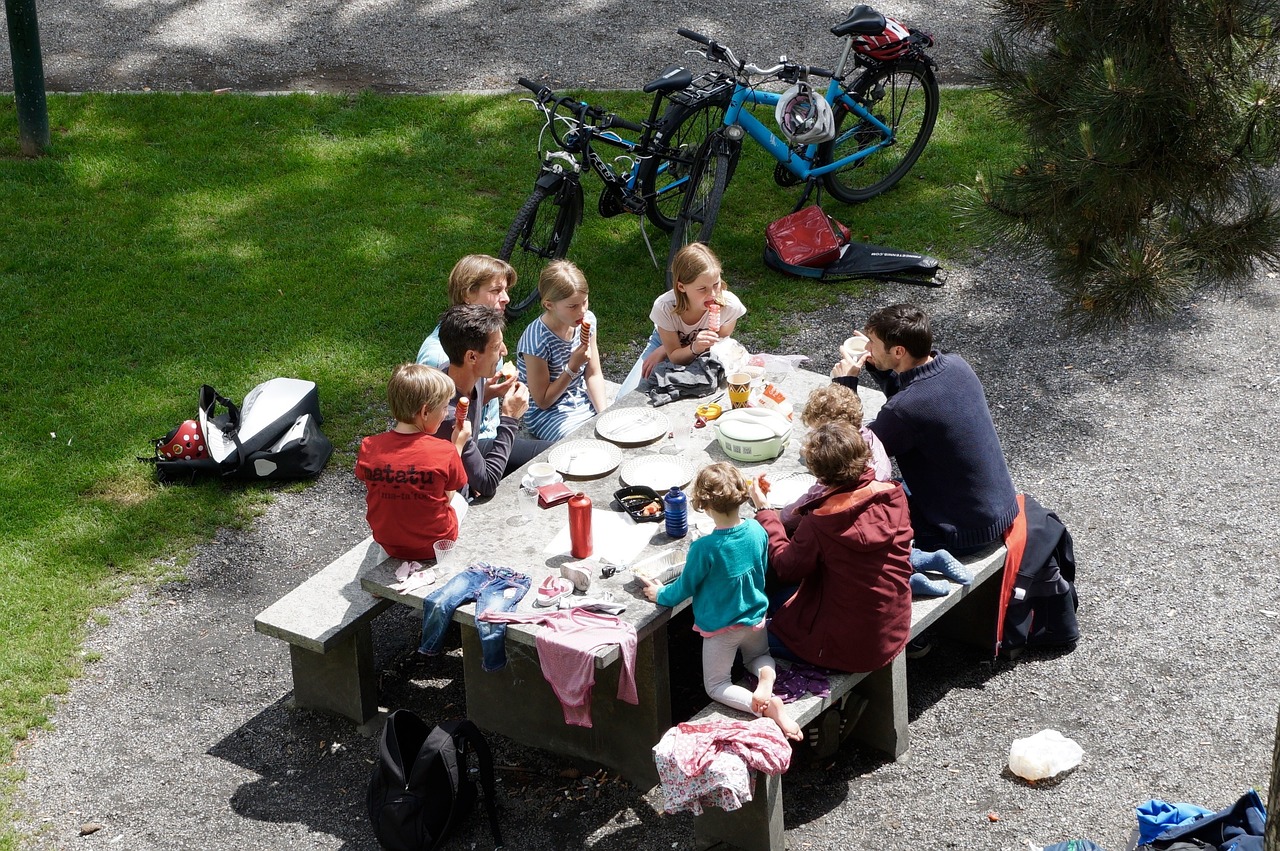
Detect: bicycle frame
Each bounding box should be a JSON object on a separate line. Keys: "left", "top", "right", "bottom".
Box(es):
{"left": 721, "top": 80, "right": 895, "bottom": 181}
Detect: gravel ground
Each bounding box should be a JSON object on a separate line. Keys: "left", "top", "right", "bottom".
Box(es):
{"left": 0, "top": 1, "right": 992, "bottom": 93}
{"left": 7, "top": 3, "right": 1280, "bottom": 851}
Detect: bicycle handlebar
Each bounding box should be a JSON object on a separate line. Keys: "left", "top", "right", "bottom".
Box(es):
{"left": 607, "top": 115, "right": 645, "bottom": 133}
{"left": 515, "top": 77, "right": 646, "bottom": 145}
{"left": 676, "top": 29, "right": 835, "bottom": 79}
{"left": 518, "top": 77, "right": 549, "bottom": 99}
{"left": 676, "top": 27, "right": 713, "bottom": 46}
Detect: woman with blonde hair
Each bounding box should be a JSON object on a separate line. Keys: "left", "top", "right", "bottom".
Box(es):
{"left": 416, "top": 254, "right": 518, "bottom": 442}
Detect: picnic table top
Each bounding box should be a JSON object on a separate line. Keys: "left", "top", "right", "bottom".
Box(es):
{"left": 361, "top": 365, "right": 885, "bottom": 664}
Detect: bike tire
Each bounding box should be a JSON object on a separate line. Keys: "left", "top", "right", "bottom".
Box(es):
{"left": 499, "top": 183, "right": 582, "bottom": 320}
{"left": 819, "top": 59, "right": 939, "bottom": 204}
{"left": 666, "top": 144, "right": 730, "bottom": 279}
{"left": 638, "top": 99, "right": 729, "bottom": 233}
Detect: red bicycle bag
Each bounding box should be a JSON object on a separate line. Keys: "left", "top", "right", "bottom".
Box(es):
{"left": 764, "top": 205, "right": 851, "bottom": 268}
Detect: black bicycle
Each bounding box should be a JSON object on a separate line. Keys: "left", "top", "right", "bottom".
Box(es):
{"left": 500, "top": 69, "right": 726, "bottom": 319}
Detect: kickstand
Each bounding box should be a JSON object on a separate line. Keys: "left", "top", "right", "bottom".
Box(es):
{"left": 637, "top": 214, "right": 661, "bottom": 271}
{"left": 791, "top": 178, "right": 824, "bottom": 212}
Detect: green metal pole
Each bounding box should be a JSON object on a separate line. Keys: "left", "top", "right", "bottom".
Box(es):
{"left": 5, "top": 0, "right": 50, "bottom": 156}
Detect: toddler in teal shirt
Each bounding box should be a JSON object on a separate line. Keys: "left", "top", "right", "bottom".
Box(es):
{"left": 641, "top": 462, "right": 802, "bottom": 740}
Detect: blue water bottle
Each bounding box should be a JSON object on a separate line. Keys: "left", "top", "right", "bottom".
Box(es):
{"left": 664, "top": 486, "right": 688, "bottom": 538}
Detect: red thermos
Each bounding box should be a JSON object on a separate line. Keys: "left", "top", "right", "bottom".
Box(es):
{"left": 568, "top": 492, "right": 593, "bottom": 558}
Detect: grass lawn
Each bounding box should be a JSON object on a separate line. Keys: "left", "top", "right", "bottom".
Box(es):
{"left": 0, "top": 86, "right": 1020, "bottom": 839}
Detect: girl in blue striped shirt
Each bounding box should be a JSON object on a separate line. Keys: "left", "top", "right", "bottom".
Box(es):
{"left": 517, "top": 261, "right": 609, "bottom": 440}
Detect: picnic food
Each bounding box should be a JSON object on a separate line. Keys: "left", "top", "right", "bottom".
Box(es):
{"left": 579, "top": 320, "right": 591, "bottom": 345}
{"left": 455, "top": 396, "right": 469, "bottom": 420}
{"left": 706, "top": 301, "right": 721, "bottom": 332}
{"left": 496, "top": 361, "right": 517, "bottom": 380}
{"left": 695, "top": 403, "right": 723, "bottom": 421}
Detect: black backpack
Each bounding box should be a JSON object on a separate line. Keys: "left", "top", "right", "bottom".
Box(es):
{"left": 1000, "top": 495, "right": 1080, "bottom": 658}
{"left": 144, "top": 379, "right": 334, "bottom": 484}
{"left": 368, "top": 710, "right": 503, "bottom": 851}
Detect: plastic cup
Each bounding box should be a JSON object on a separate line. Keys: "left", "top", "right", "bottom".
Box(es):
{"left": 433, "top": 539, "right": 458, "bottom": 569}
{"left": 671, "top": 415, "right": 691, "bottom": 453}
{"left": 518, "top": 486, "right": 540, "bottom": 524}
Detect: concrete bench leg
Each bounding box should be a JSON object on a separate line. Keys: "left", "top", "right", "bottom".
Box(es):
{"left": 847, "top": 654, "right": 908, "bottom": 759}
{"left": 693, "top": 771, "right": 784, "bottom": 851}
{"left": 460, "top": 623, "right": 670, "bottom": 789}
{"left": 288, "top": 622, "right": 380, "bottom": 724}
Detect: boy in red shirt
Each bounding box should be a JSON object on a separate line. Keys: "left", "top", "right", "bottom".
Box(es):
{"left": 356, "top": 364, "right": 470, "bottom": 560}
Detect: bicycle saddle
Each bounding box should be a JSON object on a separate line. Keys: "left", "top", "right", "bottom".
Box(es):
{"left": 831, "top": 4, "right": 887, "bottom": 37}
{"left": 643, "top": 64, "right": 694, "bottom": 94}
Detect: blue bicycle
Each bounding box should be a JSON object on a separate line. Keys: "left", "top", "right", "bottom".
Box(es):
{"left": 665, "top": 4, "right": 939, "bottom": 264}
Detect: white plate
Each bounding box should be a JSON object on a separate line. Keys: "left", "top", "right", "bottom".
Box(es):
{"left": 595, "top": 407, "right": 668, "bottom": 445}
{"left": 620, "top": 455, "right": 696, "bottom": 491}
{"left": 548, "top": 439, "right": 622, "bottom": 478}
{"left": 765, "top": 471, "right": 819, "bottom": 509}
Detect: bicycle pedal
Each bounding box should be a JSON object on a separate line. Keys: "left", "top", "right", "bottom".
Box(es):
{"left": 622, "top": 194, "right": 648, "bottom": 215}
{"left": 773, "top": 162, "right": 802, "bottom": 187}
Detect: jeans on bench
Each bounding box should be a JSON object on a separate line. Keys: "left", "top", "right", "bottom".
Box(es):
{"left": 419, "top": 564, "right": 530, "bottom": 671}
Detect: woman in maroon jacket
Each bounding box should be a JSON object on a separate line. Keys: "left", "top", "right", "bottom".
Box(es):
{"left": 750, "top": 421, "right": 915, "bottom": 673}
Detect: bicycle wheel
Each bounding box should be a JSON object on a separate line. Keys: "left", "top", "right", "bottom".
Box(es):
{"left": 499, "top": 182, "right": 582, "bottom": 320}
{"left": 666, "top": 141, "right": 730, "bottom": 278}
{"left": 638, "top": 99, "right": 727, "bottom": 233}
{"left": 819, "top": 59, "right": 939, "bottom": 204}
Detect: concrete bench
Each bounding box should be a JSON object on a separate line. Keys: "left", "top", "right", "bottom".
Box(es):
{"left": 688, "top": 544, "right": 1009, "bottom": 851}
{"left": 254, "top": 535, "right": 394, "bottom": 725}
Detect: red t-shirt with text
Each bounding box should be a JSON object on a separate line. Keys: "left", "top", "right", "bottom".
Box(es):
{"left": 355, "top": 430, "right": 467, "bottom": 560}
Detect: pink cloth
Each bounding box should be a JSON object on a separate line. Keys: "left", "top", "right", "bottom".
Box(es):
{"left": 652, "top": 718, "right": 792, "bottom": 814}
{"left": 672, "top": 718, "right": 792, "bottom": 777}
{"left": 863, "top": 425, "right": 892, "bottom": 482}
{"left": 478, "top": 607, "right": 637, "bottom": 727}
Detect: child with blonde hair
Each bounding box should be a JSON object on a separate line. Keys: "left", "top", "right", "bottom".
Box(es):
{"left": 640, "top": 462, "right": 802, "bottom": 741}
{"left": 355, "top": 364, "right": 469, "bottom": 560}
{"left": 516, "top": 260, "right": 609, "bottom": 440}
{"left": 617, "top": 243, "right": 746, "bottom": 397}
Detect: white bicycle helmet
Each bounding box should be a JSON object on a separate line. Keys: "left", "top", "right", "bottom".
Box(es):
{"left": 775, "top": 82, "right": 836, "bottom": 145}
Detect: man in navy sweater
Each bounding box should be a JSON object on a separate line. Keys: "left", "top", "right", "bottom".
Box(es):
{"left": 832, "top": 304, "right": 1018, "bottom": 555}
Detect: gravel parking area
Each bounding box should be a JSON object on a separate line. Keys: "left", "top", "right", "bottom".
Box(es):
{"left": 7, "top": 2, "right": 1279, "bottom": 850}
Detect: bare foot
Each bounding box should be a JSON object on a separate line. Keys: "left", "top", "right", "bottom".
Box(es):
{"left": 753, "top": 666, "right": 776, "bottom": 707}
{"left": 765, "top": 698, "right": 803, "bottom": 741}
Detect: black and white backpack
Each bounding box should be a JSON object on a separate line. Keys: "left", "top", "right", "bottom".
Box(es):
{"left": 145, "top": 378, "right": 333, "bottom": 483}
{"left": 367, "top": 710, "right": 503, "bottom": 851}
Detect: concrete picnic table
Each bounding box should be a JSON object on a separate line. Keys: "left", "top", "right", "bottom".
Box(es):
{"left": 361, "top": 365, "right": 879, "bottom": 788}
